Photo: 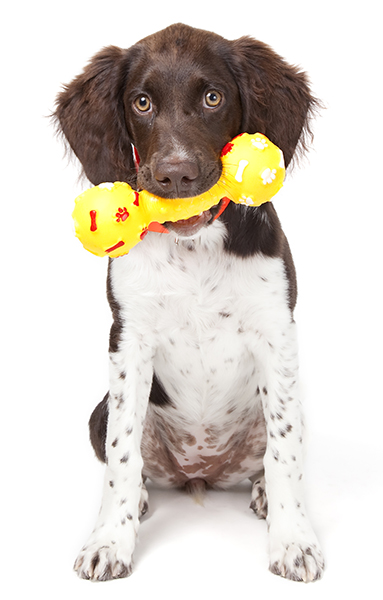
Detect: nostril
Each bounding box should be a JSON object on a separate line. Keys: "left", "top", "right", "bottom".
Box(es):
{"left": 157, "top": 176, "right": 172, "bottom": 187}
{"left": 180, "top": 162, "right": 199, "bottom": 183}
{"left": 154, "top": 160, "right": 199, "bottom": 194}
{"left": 181, "top": 175, "right": 194, "bottom": 186}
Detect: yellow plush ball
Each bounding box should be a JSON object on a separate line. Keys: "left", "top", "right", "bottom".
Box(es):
{"left": 72, "top": 133, "right": 285, "bottom": 257}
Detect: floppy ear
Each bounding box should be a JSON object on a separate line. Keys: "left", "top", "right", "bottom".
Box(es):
{"left": 54, "top": 46, "right": 135, "bottom": 185}
{"left": 229, "top": 37, "right": 319, "bottom": 168}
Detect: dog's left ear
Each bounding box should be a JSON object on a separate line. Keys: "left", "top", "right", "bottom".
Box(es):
{"left": 54, "top": 46, "right": 136, "bottom": 185}
{"left": 229, "top": 37, "right": 319, "bottom": 168}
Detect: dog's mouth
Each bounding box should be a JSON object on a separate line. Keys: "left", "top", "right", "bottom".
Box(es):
{"left": 166, "top": 209, "right": 213, "bottom": 237}
{"left": 165, "top": 200, "right": 225, "bottom": 237}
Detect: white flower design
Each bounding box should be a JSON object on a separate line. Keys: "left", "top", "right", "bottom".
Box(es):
{"left": 98, "top": 182, "right": 114, "bottom": 190}
{"left": 261, "top": 168, "right": 277, "bottom": 185}
{"left": 239, "top": 195, "right": 255, "bottom": 206}
{"left": 251, "top": 136, "right": 268, "bottom": 150}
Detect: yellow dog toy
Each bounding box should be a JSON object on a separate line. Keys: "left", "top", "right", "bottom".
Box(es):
{"left": 72, "top": 133, "right": 285, "bottom": 258}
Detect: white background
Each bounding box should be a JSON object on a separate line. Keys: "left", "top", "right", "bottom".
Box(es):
{"left": 1, "top": 0, "right": 382, "bottom": 597}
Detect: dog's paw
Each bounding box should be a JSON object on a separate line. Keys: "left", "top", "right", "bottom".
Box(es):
{"left": 250, "top": 477, "right": 268, "bottom": 519}
{"left": 269, "top": 541, "right": 324, "bottom": 582}
{"left": 74, "top": 534, "right": 134, "bottom": 581}
{"left": 139, "top": 483, "right": 149, "bottom": 518}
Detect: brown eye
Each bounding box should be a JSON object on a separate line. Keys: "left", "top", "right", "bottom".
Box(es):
{"left": 204, "top": 90, "right": 222, "bottom": 108}
{"left": 134, "top": 95, "right": 152, "bottom": 113}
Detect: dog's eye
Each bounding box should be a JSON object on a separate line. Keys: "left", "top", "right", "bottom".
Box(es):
{"left": 204, "top": 91, "right": 222, "bottom": 108}
{"left": 134, "top": 95, "right": 152, "bottom": 113}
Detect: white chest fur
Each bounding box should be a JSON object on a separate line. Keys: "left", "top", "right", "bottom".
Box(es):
{"left": 109, "top": 223, "right": 293, "bottom": 487}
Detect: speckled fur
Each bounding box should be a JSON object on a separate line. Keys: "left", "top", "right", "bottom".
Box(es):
{"left": 56, "top": 23, "right": 324, "bottom": 584}
{"left": 74, "top": 222, "right": 324, "bottom": 582}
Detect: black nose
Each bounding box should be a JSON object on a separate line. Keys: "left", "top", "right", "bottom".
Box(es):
{"left": 154, "top": 159, "right": 199, "bottom": 195}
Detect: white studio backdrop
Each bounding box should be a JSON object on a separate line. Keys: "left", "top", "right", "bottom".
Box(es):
{"left": 1, "top": 1, "right": 382, "bottom": 598}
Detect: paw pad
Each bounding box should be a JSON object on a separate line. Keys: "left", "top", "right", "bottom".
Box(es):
{"left": 251, "top": 136, "right": 269, "bottom": 150}
{"left": 116, "top": 207, "right": 129, "bottom": 222}
{"left": 261, "top": 168, "right": 277, "bottom": 185}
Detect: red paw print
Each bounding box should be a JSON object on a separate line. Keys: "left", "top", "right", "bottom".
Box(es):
{"left": 116, "top": 207, "right": 129, "bottom": 222}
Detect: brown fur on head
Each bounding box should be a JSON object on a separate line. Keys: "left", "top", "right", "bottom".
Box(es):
{"left": 55, "top": 23, "right": 318, "bottom": 193}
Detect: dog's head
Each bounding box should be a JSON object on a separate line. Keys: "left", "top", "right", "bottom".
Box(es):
{"left": 55, "top": 23, "right": 317, "bottom": 237}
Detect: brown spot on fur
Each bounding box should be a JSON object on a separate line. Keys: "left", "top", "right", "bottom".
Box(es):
{"left": 184, "top": 434, "right": 197, "bottom": 446}
{"left": 141, "top": 405, "right": 267, "bottom": 488}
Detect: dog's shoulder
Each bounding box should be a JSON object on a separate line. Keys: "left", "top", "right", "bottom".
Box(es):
{"left": 222, "top": 203, "right": 297, "bottom": 311}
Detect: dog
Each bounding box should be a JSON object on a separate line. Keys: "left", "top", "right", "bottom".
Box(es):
{"left": 55, "top": 22, "right": 324, "bottom": 582}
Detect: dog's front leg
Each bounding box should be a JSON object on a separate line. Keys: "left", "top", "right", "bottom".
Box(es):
{"left": 74, "top": 341, "right": 153, "bottom": 581}
{"left": 259, "top": 321, "right": 325, "bottom": 582}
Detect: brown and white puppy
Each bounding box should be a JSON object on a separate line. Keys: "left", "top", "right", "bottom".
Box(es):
{"left": 55, "top": 23, "right": 323, "bottom": 582}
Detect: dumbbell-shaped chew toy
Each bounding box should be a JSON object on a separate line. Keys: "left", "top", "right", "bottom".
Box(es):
{"left": 72, "top": 133, "right": 285, "bottom": 258}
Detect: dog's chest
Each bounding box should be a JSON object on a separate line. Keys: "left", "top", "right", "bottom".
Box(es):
{"left": 111, "top": 226, "right": 290, "bottom": 486}
{"left": 153, "top": 251, "right": 258, "bottom": 419}
{"left": 150, "top": 234, "right": 287, "bottom": 402}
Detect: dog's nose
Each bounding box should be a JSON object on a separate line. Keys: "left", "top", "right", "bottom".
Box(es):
{"left": 154, "top": 160, "right": 199, "bottom": 195}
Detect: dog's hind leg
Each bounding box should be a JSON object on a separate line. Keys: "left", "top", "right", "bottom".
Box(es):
{"left": 249, "top": 474, "right": 268, "bottom": 519}
{"left": 89, "top": 393, "right": 109, "bottom": 463}
{"left": 139, "top": 481, "right": 149, "bottom": 518}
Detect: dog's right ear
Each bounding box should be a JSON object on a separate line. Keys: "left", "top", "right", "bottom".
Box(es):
{"left": 229, "top": 37, "right": 320, "bottom": 169}
{"left": 54, "top": 46, "right": 135, "bottom": 185}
